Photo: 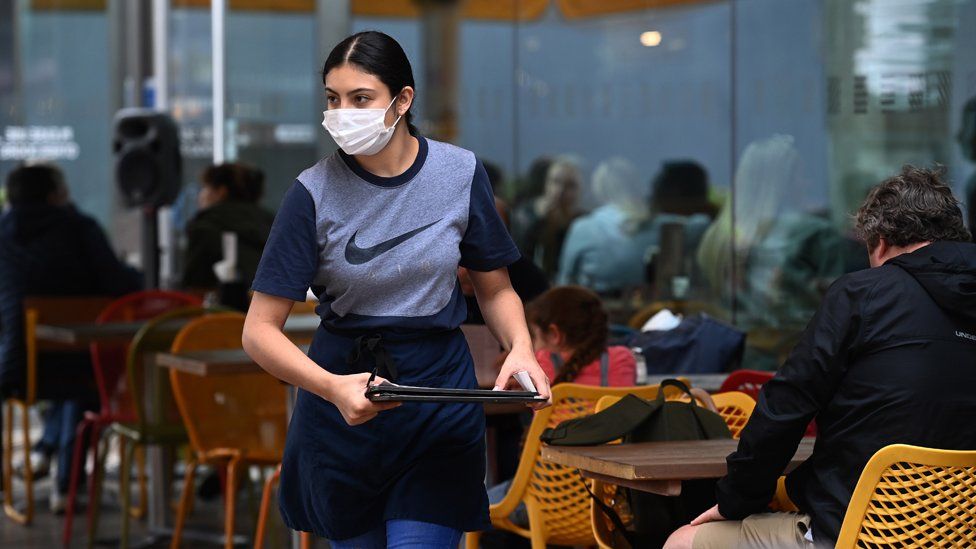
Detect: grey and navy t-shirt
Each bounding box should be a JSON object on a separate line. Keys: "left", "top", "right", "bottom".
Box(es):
{"left": 252, "top": 136, "right": 520, "bottom": 334}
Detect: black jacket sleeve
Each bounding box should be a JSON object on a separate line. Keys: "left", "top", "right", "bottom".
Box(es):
{"left": 716, "top": 275, "right": 868, "bottom": 519}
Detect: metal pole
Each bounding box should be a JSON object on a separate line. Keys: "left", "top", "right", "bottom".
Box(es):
{"left": 152, "top": 0, "right": 169, "bottom": 111}
{"left": 212, "top": 0, "right": 226, "bottom": 163}
{"left": 315, "top": 0, "right": 350, "bottom": 159}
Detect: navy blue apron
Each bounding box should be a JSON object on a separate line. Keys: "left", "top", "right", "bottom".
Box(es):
{"left": 277, "top": 325, "right": 491, "bottom": 540}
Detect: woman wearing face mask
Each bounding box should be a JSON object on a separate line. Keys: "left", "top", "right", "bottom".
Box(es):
{"left": 242, "top": 31, "right": 551, "bottom": 548}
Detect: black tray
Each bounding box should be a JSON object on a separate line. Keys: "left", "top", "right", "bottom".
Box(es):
{"left": 365, "top": 381, "right": 546, "bottom": 404}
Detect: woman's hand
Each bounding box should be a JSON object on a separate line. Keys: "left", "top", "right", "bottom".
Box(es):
{"left": 494, "top": 347, "right": 551, "bottom": 410}
{"left": 319, "top": 373, "right": 401, "bottom": 426}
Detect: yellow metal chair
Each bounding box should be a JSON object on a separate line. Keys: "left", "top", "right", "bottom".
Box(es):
{"left": 710, "top": 391, "right": 755, "bottom": 439}
{"left": 2, "top": 296, "right": 112, "bottom": 525}
{"left": 167, "top": 312, "right": 288, "bottom": 549}
{"left": 834, "top": 444, "right": 976, "bottom": 548}
{"left": 467, "top": 382, "right": 684, "bottom": 549}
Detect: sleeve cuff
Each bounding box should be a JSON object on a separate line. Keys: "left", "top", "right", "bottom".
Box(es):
{"left": 716, "top": 477, "right": 775, "bottom": 520}
{"left": 251, "top": 282, "right": 310, "bottom": 302}
{"left": 459, "top": 248, "right": 522, "bottom": 272}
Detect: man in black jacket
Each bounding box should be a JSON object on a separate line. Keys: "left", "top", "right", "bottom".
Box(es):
{"left": 0, "top": 164, "right": 141, "bottom": 511}
{"left": 666, "top": 165, "right": 976, "bottom": 548}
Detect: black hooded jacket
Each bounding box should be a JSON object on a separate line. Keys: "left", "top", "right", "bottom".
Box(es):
{"left": 716, "top": 240, "right": 976, "bottom": 543}
{"left": 0, "top": 204, "right": 142, "bottom": 397}
{"left": 181, "top": 201, "right": 274, "bottom": 290}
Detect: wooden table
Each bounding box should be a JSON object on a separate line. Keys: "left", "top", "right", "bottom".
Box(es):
{"left": 156, "top": 324, "right": 501, "bottom": 387}
{"left": 542, "top": 438, "right": 814, "bottom": 496}
{"left": 35, "top": 313, "right": 321, "bottom": 345}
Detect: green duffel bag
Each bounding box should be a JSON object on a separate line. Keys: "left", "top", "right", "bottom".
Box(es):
{"left": 541, "top": 379, "right": 731, "bottom": 548}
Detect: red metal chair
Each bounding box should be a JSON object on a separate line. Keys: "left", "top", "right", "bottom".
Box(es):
{"left": 719, "top": 369, "right": 774, "bottom": 399}
{"left": 720, "top": 369, "right": 817, "bottom": 437}
{"left": 62, "top": 290, "right": 201, "bottom": 546}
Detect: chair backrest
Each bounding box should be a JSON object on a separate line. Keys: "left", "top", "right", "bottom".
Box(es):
{"left": 125, "top": 307, "right": 213, "bottom": 430}
{"left": 22, "top": 296, "right": 114, "bottom": 404}
{"left": 710, "top": 391, "right": 755, "bottom": 439}
{"left": 168, "top": 313, "right": 287, "bottom": 463}
{"left": 509, "top": 383, "right": 683, "bottom": 546}
{"left": 719, "top": 370, "right": 818, "bottom": 437}
{"left": 835, "top": 444, "right": 976, "bottom": 548}
{"left": 90, "top": 291, "right": 201, "bottom": 420}
{"left": 718, "top": 369, "right": 773, "bottom": 400}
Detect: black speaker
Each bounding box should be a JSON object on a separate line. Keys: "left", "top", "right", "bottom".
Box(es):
{"left": 113, "top": 109, "right": 182, "bottom": 208}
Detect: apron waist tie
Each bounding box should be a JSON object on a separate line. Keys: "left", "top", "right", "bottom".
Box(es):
{"left": 346, "top": 334, "right": 398, "bottom": 384}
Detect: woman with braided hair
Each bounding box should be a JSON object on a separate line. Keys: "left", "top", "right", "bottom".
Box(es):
{"left": 526, "top": 286, "right": 636, "bottom": 387}
{"left": 484, "top": 286, "right": 636, "bottom": 531}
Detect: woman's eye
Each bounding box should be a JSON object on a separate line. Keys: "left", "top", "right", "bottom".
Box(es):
{"left": 326, "top": 96, "right": 338, "bottom": 105}
{"left": 355, "top": 95, "right": 370, "bottom": 104}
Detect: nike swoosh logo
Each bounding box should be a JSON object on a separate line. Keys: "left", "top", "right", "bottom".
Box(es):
{"left": 344, "top": 219, "right": 442, "bottom": 265}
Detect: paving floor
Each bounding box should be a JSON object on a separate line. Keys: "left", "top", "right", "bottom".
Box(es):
{"left": 1, "top": 406, "right": 315, "bottom": 549}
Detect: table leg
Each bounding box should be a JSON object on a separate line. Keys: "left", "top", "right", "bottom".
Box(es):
{"left": 146, "top": 354, "right": 170, "bottom": 534}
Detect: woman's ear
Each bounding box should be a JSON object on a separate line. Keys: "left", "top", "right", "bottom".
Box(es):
{"left": 396, "top": 86, "right": 415, "bottom": 117}
{"left": 547, "top": 323, "right": 564, "bottom": 348}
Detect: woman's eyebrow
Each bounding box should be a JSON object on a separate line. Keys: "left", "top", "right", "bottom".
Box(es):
{"left": 324, "top": 87, "right": 376, "bottom": 95}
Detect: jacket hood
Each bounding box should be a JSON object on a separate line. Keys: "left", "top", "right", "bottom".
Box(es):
{"left": 887, "top": 240, "right": 976, "bottom": 324}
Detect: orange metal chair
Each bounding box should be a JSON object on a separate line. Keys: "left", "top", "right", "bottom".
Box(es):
{"left": 62, "top": 290, "right": 201, "bottom": 545}
{"left": 253, "top": 464, "right": 314, "bottom": 549}
{"left": 466, "top": 382, "right": 687, "bottom": 549}
{"left": 87, "top": 306, "right": 215, "bottom": 548}
{"left": 167, "top": 312, "right": 288, "bottom": 549}
{"left": 834, "top": 444, "right": 976, "bottom": 548}
{"left": 2, "top": 296, "right": 112, "bottom": 525}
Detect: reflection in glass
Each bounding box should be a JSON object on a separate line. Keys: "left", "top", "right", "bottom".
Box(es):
{"left": 698, "top": 135, "right": 846, "bottom": 334}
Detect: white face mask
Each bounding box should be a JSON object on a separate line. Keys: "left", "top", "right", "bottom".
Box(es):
{"left": 321, "top": 95, "right": 402, "bottom": 156}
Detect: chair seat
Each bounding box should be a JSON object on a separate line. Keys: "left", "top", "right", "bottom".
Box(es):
{"left": 110, "top": 422, "right": 187, "bottom": 445}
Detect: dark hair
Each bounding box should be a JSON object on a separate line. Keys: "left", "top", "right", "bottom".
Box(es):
{"left": 651, "top": 160, "right": 714, "bottom": 217}
{"left": 525, "top": 286, "right": 609, "bottom": 385}
{"left": 323, "top": 31, "right": 417, "bottom": 136}
{"left": 5, "top": 164, "right": 64, "bottom": 206}
{"left": 201, "top": 163, "right": 263, "bottom": 203}
{"left": 855, "top": 164, "right": 971, "bottom": 248}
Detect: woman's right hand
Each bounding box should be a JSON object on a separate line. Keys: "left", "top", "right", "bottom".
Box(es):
{"left": 321, "top": 372, "right": 401, "bottom": 426}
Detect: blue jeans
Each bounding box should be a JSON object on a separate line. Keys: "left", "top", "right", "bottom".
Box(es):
{"left": 35, "top": 400, "right": 85, "bottom": 494}
{"left": 329, "top": 519, "right": 463, "bottom": 549}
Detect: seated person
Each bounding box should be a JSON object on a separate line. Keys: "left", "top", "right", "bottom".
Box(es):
{"left": 486, "top": 285, "right": 636, "bottom": 532}
{"left": 557, "top": 157, "right": 659, "bottom": 295}
{"left": 181, "top": 162, "right": 274, "bottom": 289}
{"left": 526, "top": 285, "right": 636, "bottom": 387}
{"left": 0, "top": 164, "right": 142, "bottom": 511}
{"left": 665, "top": 165, "right": 976, "bottom": 548}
